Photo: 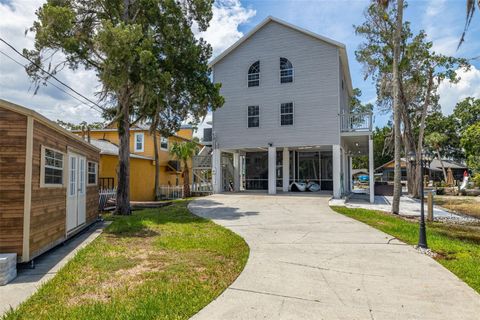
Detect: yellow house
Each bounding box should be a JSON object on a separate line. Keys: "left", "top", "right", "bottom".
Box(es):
{"left": 73, "top": 124, "right": 201, "bottom": 201}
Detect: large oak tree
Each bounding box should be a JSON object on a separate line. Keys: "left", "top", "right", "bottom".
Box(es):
{"left": 25, "top": 0, "right": 222, "bottom": 214}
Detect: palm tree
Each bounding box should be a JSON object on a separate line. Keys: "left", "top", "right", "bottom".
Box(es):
{"left": 458, "top": 0, "right": 480, "bottom": 48}
{"left": 170, "top": 141, "right": 198, "bottom": 198}
{"left": 425, "top": 132, "right": 448, "bottom": 182}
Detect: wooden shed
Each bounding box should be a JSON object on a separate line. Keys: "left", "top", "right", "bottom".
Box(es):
{"left": 0, "top": 99, "right": 100, "bottom": 263}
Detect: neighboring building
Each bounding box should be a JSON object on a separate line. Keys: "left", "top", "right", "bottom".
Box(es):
{"left": 209, "top": 16, "right": 374, "bottom": 202}
{"left": 0, "top": 99, "right": 100, "bottom": 263}
{"left": 376, "top": 158, "right": 468, "bottom": 183}
{"left": 73, "top": 123, "right": 201, "bottom": 201}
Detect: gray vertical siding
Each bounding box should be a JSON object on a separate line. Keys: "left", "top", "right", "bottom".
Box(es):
{"left": 213, "top": 21, "right": 345, "bottom": 150}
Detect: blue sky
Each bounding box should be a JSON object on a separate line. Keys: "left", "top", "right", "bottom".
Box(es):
{"left": 1, "top": 0, "right": 479, "bottom": 132}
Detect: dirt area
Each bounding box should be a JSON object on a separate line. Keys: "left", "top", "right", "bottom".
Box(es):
{"left": 435, "top": 196, "right": 480, "bottom": 219}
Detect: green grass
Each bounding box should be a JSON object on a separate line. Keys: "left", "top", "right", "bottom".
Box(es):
{"left": 331, "top": 206, "right": 480, "bottom": 294}
{"left": 3, "top": 200, "right": 249, "bottom": 320}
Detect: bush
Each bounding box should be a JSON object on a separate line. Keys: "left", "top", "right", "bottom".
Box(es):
{"left": 472, "top": 174, "right": 480, "bottom": 188}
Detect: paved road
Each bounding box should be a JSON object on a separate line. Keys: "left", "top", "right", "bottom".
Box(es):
{"left": 189, "top": 193, "right": 480, "bottom": 320}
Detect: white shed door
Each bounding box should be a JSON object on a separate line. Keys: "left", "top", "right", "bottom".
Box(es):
{"left": 66, "top": 153, "right": 87, "bottom": 232}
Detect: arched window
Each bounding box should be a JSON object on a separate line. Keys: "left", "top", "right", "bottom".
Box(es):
{"left": 280, "top": 57, "right": 293, "bottom": 83}
{"left": 248, "top": 61, "right": 260, "bottom": 87}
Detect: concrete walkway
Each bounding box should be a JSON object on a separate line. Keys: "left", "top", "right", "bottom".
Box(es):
{"left": 189, "top": 194, "right": 480, "bottom": 320}
{"left": 345, "top": 194, "right": 477, "bottom": 222}
{"left": 0, "top": 221, "right": 109, "bottom": 316}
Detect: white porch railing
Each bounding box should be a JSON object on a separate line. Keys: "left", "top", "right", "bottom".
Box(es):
{"left": 157, "top": 185, "right": 184, "bottom": 200}
{"left": 341, "top": 112, "right": 372, "bottom": 132}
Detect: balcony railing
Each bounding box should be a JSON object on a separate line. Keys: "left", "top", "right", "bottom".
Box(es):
{"left": 341, "top": 112, "right": 372, "bottom": 132}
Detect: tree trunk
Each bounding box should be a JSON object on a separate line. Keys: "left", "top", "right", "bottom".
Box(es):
{"left": 437, "top": 149, "right": 448, "bottom": 182}
{"left": 153, "top": 130, "right": 160, "bottom": 200}
{"left": 115, "top": 0, "right": 131, "bottom": 215}
{"left": 116, "top": 93, "right": 131, "bottom": 215}
{"left": 183, "top": 160, "right": 190, "bottom": 198}
{"left": 392, "top": 0, "right": 404, "bottom": 214}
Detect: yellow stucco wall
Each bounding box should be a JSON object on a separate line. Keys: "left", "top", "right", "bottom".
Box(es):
{"left": 99, "top": 154, "right": 184, "bottom": 201}
{"left": 80, "top": 128, "right": 199, "bottom": 201}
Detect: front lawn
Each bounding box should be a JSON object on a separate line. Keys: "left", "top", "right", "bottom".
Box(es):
{"left": 3, "top": 200, "right": 249, "bottom": 320}
{"left": 434, "top": 195, "right": 480, "bottom": 219}
{"left": 331, "top": 206, "right": 480, "bottom": 294}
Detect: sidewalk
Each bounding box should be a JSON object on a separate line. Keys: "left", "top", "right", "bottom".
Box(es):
{"left": 345, "top": 194, "right": 477, "bottom": 222}
{"left": 0, "top": 221, "right": 110, "bottom": 316}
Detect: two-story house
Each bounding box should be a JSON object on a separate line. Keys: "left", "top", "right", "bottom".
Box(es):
{"left": 73, "top": 124, "right": 201, "bottom": 201}
{"left": 210, "top": 16, "right": 374, "bottom": 202}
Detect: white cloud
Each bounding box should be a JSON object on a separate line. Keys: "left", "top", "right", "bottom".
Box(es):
{"left": 438, "top": 66, "right": 480, "bottom": 115}
{"left": 0, "top": 0, "right": 103, "bottom": 124}
{"left": 0, "top": 0, "right": 254, "bottom": 128}
{"left": 195, "top": 0, "right": 256, "bottom": 57}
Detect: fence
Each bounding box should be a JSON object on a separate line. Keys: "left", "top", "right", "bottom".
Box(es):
{"left": 99, "top": 187, "right": 116, "bottom": 211}
{"left": 157, "top": 185, "right": 184, "bottom": 200}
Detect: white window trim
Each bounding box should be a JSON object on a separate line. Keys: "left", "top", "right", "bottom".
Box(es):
{"left": 279, "top": 68, "right": 294, "bottom": 84}
{"left": 280, "top": 102, "right": 294, "bottom": 126}
{"left": 280, "top": 58, "right": 294, "bottom": 84}
{"left": 87, "top": 161, "right": 98, "bottom": 186}
{"left": 40, "top": 145, "right": 65, "bottom": 188}
{"left": 134, "top": 132, "right": 144, "bottom": 152}
{"left": 160, "top": 137, "right": 169, "bottom": 151}
{"left": 247, "top": 105, "right": 260, "bottom": 128}
{"left": 247, "top": 61, "right": 260, "bottom": 87}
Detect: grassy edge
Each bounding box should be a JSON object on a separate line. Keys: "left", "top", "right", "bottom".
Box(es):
{"left": 2, "top": 200, "right": 250, "bottom": 320}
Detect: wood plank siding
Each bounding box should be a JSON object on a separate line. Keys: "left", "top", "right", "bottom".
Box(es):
{"left": 29, "top": 121, "right": 100, "bottom": 259}
{"left": 0, "top": 108, "right": 27, "bottom": 256}
{"left": 0, "top": 99, "right": 100, "bottom": 262}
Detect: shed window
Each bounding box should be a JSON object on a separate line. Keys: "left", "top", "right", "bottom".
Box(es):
{"left": 248, "top": 61, "right": 260, "bottom": 87}
{"left": 248, "top": 105, "right": 260, "bottom": 128}
{"left": 134, "top": 133, "right": 144, "bottom": 152}
{"left": 280, "top": 102, "right": 294, "bottom": 126}
{"left": 44, "top": 148, "right": 64, "bottom": 185}
{"left": 280, "top": 58, "right": 293, "bottom": 83}
{"left": 161, "top": 137, "right": 169, "bottom": 150}
{"left": 88, "top": 162, "right": 98, "bottom": 185}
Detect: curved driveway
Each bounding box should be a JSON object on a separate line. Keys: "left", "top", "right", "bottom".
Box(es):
{"left": 189, "top": 193, "right": 480, "bottom": 320}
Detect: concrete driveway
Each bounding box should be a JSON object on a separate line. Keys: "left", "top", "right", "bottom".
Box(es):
{"left": 189, "top": 193, "right": 480, "bottom": 320}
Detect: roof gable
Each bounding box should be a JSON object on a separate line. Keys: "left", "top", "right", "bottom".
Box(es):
{"left": 209, "top": 16, "right": 353, "bottom": 95}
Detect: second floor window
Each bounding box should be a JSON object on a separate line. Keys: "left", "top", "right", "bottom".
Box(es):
{"left": 134, "top": 133, "right": 144, "bottom": 152}
{"left": 280, "top": 57, "right": 293, "bottom": 83}
{"left": 248, "top": 61, "right": 260, "bottom": 87}
{"left": 161, "top": 137, "right": 169, "bottom": 150}
{"left": 280, "top": 102, "right": 294, "bottom": 126}
{"left": 248, "top": 105, "right": 260, "bottom": 128}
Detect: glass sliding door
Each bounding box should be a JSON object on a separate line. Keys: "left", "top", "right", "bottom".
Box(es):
{"left": 297, "top": 151, "right": 320, "bottom": 184}
{"left": 245, "top": 152, "right": 268, "bottom": 190}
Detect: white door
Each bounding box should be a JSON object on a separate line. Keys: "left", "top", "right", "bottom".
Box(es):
{"left": 77, "top": 156, "right": 86, "bottom": 225}
{"left": 66, "top": 153, "right": 87, "bottom": 232}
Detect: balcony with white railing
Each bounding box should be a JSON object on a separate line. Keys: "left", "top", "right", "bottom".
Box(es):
{"left": 340, "top": 112, "right": 372, "bottom": 133}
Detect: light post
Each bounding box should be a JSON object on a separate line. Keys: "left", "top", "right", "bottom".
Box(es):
{"left": 408, "top": 150, "right": 433, "bottom": 249}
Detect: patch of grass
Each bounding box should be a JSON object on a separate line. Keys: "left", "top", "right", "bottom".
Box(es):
{"left": 331, "top": 206, "right": 480, "bottom": 294}
{"left": 434, "top": 196, "right": 480, "bottom": 219}
{"left": 3, "top": 200, "right": 249, "bottom": 320}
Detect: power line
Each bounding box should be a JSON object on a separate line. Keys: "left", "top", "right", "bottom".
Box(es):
{"left": 0, "top": 37, "right": 107, "bottom": 112}
{"left": 0, "top": 49, "right": 104, "bottom": 115}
